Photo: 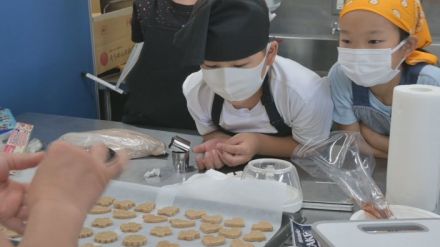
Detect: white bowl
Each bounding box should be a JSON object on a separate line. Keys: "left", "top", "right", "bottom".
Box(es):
{"left": 350, "top": 205, "right": 440, "bottom": 220}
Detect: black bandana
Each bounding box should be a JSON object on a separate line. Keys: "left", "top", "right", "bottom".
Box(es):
{"left": 174, "top": 0, "right": 269, "bottom": 65}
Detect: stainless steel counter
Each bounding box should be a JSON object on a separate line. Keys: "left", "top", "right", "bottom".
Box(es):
{"left": 17, "top": 113, "right": 388, "bottom": 226}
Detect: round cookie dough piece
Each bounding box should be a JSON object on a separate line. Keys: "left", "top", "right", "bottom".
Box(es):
{"left": 219, "top": 227, "right": 242, "bottom": 239}
{"left": 178, "top": 229, "right": 200, "bottom": 241}
{"left": 185, "top": 209, "right": 206, "bottom": 220}
{"left": 243, "top": 231, "right": 266, "bottom": 242}
{"left": 157, "top": 206, "right": 179, "bottom": 217}
{"left": 150, "top": 226, "right": 173, "bottom": 237}
{"left": 200, "top": 223, "right": 222, "bottom": 234}
{"left": 251, "top": 221, "right": 273, "bottom": 232}
{"left": 94, "top": 231, "right": 118, "bottom": 244}
{"left": 89, "top": 205, "right": 112, "bottom": 214}
{"left": 224, "top": 217, "right": 245, "bottom": 228}
{"left": 113, "top": 200, "right": 135, "bottom": 210}
{"left": 96, "top": 196, "right": 115, "bottom": 207}
{"left": 122, "top": 234, "right": 147, "bottom": 247}
{"left": 113, "top": 209, "right": 137, "bottom": 219}
{"left": 170, "top": 218, "right": 196, "bottom": 228}
{"left": 91, "top": 218, "right": 113, "bottom": 228}
{"left": 79, "top": 227, "right": 94, "bottom": 238}
{"left": 202, "top": 235, "right": 226, "bottom": 246}
{"left": 120, "top": 222, "right": 142, "bottom": 233}
{"left": 201, "top": 215, "right": 223, "bottom": 224}
{"left": 143, "top": 213, "right": 168, "bottom": 223}
{"left": 231, "top": 239, "right": 255, "bottom": 247}
{"left": 134, "top": 202, "right": 156, "bottom": 213}
{"left": 156, "top": 240, "right": 180, "bottom": 247}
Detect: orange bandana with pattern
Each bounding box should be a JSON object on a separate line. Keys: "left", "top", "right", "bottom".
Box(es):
{"left": 341, "top": 0, "right": 438, "bottom": 65}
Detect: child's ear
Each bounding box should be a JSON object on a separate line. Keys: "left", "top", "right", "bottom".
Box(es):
{"left": 266, "top": 41, "right": 278, "bottom": 66}
{"left": 404, "top": 36, "right": 419, "bottom": 55}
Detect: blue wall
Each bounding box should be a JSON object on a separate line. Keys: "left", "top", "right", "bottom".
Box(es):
{"left": 0, "top": 0, "right": 98, "bottom": 118}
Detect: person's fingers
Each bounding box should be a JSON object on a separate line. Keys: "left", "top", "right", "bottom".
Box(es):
{"left": 89, "top": 143, "right": 109, "bottom": 163}
{"left": 195, "top": 156, "right": 206, "bottom": 171}
{"left": 217, "top": 143, "right": 244, "bottom": 155}
{"left": 3, "top": 218, "right": 26, "bottom": 234}
{"left": 104, "top": 150, "right": 128, "bottom": 180}
{"left": 16, "top": 205, "right": 28, "bottom": 221}
{"left": 203, "top": 152, "right": 215, "bottom": 170}
{"left": 1, "top": 152, "right": 44, "bottom": 173}
{"left": 220, "top": 152, "right": 243, "bottom": 167}
{"left": 192, "top": 143, "right": 206, "bottom": 154}
{"left": 211, "top": 150, "right": 224, "bottom": 170}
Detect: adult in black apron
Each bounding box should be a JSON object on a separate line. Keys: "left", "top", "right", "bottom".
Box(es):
{"left": 123, "top": 0, "right": 199, "bottom": 130}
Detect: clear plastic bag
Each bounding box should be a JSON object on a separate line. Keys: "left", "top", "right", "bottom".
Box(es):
{"left": 292, "top": 131, "right": 393, "bottom": 219}
{"left": 60, "top": 129, "right": 166, "bottom": 159}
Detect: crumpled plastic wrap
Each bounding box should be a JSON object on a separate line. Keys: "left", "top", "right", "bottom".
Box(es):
{"left": 292, "top": 131, "right": 393, "bottom": 219}
{"left": 59, "top": 129, "right": 166, "bottom": 159}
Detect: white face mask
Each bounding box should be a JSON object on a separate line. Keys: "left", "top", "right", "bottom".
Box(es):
{"left": 202, "top": 45, "right": 270, "bottom": 102}
{"left": 337, "top": 40, "right": 407, "bottom": 87}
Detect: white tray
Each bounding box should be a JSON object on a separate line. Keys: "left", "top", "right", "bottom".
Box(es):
{"left": 312, "top": 218, "right": 440, "bottom": 247}
{"left": 79, "top": 180, "right": 281, "bottom": 247}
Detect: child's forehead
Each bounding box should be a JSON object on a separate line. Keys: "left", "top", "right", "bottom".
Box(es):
{"left": 340, "top": 10, "right": 400, "bottom": 33}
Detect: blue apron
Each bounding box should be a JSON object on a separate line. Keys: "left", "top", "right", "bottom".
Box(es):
{"left": 351, "top": 63, "right": 427, "bottom": 135}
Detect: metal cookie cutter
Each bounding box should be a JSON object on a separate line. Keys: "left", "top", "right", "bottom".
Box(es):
{"left": 169, "top": 136, "right": 191, "bottom": 173}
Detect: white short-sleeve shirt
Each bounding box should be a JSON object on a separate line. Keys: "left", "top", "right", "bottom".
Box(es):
{"left": 182, "top": 56, "right": 334, "bottom": 145}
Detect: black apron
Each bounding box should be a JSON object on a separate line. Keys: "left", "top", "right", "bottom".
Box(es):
{"left": 123, "top": 18, "right": 199, "bottom": 130}
{"left": 210, "top": 73, "right": 293, "bottom": 172}
{"left": 211, "top": 75, "right": 292, "bottom": 137}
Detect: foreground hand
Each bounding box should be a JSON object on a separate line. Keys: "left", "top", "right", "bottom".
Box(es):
{"left": 26, "top": 141, "right": 128, "bottom": 218}
{"left": 0, "top": 152, "right": 44, "bottom": 233}
{"left": 217, "top": 133, "right": 260, "bottom": 167}
{"left": 193, "top": 138, "right": 229, "bottom": 170}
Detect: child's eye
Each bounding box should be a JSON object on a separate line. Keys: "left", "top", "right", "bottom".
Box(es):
{"left": 202, "top": 64, "right": 218, "bottom": 69}
{"left": 368, "top": 40, "right": 383, "bottom": 44}
{"left": 341, "top": 39, "right": 351, "bottom": 44}
{"left": 234, "top": 64, "right": 247, "bottom": 68}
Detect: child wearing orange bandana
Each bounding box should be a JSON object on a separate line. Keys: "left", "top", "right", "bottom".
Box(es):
{"left": 329, "top": 0, "right": 440, "bottom": 158}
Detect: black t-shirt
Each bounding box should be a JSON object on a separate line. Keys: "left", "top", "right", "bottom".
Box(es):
{"left": 124, "top": 0, "right": 199, "bottom": 130}
{"left": 131, "top": 0, "right": 193, "bottom": 43}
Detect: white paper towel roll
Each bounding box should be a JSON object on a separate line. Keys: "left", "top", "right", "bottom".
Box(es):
{"left": 387, "top": 85, "right": 440, "bottom": 213}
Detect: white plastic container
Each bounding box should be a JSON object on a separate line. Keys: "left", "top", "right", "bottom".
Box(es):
{"left": 350, "top": 205, "right": 440, "bottom": 220}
